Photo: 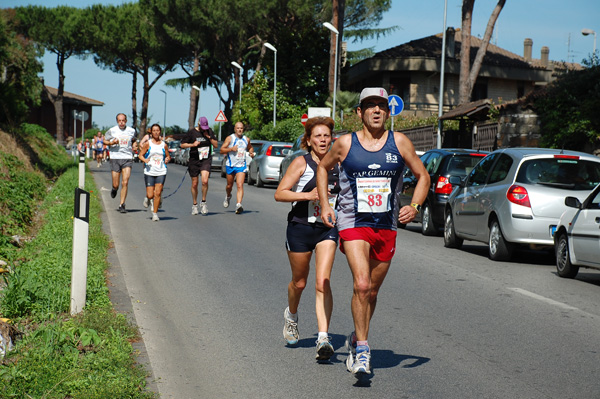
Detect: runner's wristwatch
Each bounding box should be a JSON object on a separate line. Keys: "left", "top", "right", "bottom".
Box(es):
{"left": 410, "top": 203, "right": 421, "bottom": 213}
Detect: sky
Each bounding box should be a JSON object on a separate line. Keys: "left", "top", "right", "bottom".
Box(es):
{"left": 3, "top": 0, "right": 599, "bottom": 131}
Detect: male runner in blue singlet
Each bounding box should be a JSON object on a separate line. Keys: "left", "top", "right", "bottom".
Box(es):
{"left": 317, "top": 87, "right": 430, "bottom": 377}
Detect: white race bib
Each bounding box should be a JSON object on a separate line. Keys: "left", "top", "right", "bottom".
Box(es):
{"left": 199, "top": 146, "right": 210, "bottom": 160}
{"left": 356, "top": 177, "right": 391, "bottom": 213}
{"left": 307, "top": 195, "right": 338, "bottom": 224}
{"left": 150, "top": 154, "right": 162, "bottom": 167}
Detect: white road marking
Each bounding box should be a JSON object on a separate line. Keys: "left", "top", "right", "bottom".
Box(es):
{"left": 508, "top": 287, "right": 579, "bottom": 310}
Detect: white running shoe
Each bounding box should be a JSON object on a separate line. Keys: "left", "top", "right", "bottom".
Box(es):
{"left": 191, "top": 204, "right": 199, "bottom": 215}
{"left": 348, "top": 345, "right": 371, "bottom": 376}
{"left": 143, "top": 197, "right": 149, "bottom": 208}
{"left": 223, "top": 196, "right": 231, "bottom": 208}
{"left": 316, "top": 336, "right": 334, "bottom": 360}
{"left": 235, "top": 203, "right": 243, "bottom": 214}
{"left": 152, "top": 213, "right": 159, "bottom": 222}
{"left": 283, "top": 308, "right": 299, "bottom": 345}
{"left": 200, "top": 202, "right": 208, "bottom": 215}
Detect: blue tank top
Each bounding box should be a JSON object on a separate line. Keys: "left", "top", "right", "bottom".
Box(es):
{"left": 336, "top": 131, "right": 405, "bottom": 231}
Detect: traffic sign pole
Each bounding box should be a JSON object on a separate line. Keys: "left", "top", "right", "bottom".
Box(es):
{"left": 388, "top": 95, "right": 404, "bottom": 132}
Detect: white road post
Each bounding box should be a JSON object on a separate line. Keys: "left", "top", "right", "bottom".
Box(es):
{"left": 78, "top": 151, "right": 85, "bottom": 189}
{"left": 70, "top": 188, "right": 90, "bottom": 315}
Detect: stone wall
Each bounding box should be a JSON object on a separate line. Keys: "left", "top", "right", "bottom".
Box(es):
{"left": 497, "top": 105, "right": 541, "bottom": 147}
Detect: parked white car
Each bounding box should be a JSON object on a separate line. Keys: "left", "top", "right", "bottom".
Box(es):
{"left": 554, "top": 183, "right": 600, "bottom": 278}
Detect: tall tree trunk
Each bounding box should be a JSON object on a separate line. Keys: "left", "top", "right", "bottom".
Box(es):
{"left": 188, "top": 51, "right": 200, "bottom": 130}
{"left": 131, "top": 71, "right": 138, "bottom": 133}
{"left": 140, "top": 67, "right": 149, "bottom": 137}
{"left": 458, "top": 0, "right": 506, "bottom": 104}
{"left": 458, "top": 0, "right": 474, "bottom": 104}
{"left": 53, "top": 52, "right": 66, "bottom": 145}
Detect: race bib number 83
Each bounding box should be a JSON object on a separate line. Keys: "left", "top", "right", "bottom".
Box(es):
{"left": 356, "top": 177, "right": 391, "bottom": 213}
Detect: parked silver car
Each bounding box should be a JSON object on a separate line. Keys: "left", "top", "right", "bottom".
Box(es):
{"left": 554, "top": 183, "right": 600, "bottom": 278}
{"left": 248, "top": 141, "right": 292, "bottom": 186}
{"left": 278, "top": 137, "right": 307, "bottom": 181}
{"left": 443, "top": 147, "right": 600, "bottom": 261}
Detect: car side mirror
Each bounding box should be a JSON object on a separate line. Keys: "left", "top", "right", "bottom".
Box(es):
{"left": 282, "top": 149, "right": 290, "bottom": 156}
{"left": 564, "top": 196, "right": 582, "bottom": 209}
{"left": 449, "top": 175, "right": 464, "bottom": 186}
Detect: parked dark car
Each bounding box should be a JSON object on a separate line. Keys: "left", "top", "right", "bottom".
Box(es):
{"left": 399, "top": 148, "right": 488, "bottom": 235}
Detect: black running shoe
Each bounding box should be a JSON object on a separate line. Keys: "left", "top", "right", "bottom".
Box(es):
{"left": 118, "top": 204, "right": 127, "bottom": 213}
{"left": 111, "top": 187, "right": 118, "bottom": 198}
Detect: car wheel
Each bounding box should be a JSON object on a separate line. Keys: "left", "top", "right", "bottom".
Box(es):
{"left": 488, "top": 219, "right": 514, "bottom": 261}
{"left": 421, "top": 203, "right": 438, "bottom": 236}
{"left": 555, "top": 232, "right": 579, "bottom": 278}
{"left": 256, "top": 169, "right": 265, "bottom": 187}
{"left": 444, "top": 210, "right": 463, "bottom": 249}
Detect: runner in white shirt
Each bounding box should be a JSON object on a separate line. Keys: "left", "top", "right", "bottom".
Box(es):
{"left": 138, "top": 124, "right": 170, "bottom": 221}
{"left": 220, "top": 122, "right": 255, "bottom": 214}
{"left": 104, "top": 113, "right": 138, "bottom": 213}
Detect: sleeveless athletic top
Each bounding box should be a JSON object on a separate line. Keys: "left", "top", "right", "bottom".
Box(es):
{"left": 336, "top": 131, "right": 405, "bottom": 231}
{"left": 95, "top": 137, "right": 103, "bottom": 150}
{"left": 287, "top": 153, "right": 340, "bottom": 226}
{"left": 143, "top": 140, "right": 168, "bottom": 176}
{"left": 225, "top": 134, "right": 249, "bottom": 168}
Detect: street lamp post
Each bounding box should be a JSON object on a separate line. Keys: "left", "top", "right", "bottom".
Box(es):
{"left": 582, "top": 28, "right": 597, "bottom": 54}
{"left": 231, "top": 61, "right": 243, "bottom": 115}
{"left": 264, "top": 42, "right": 277, "bottom": 127}
{"left": 323, "top": 22, "right": 339, "bottom": 121}
{"left": 159, "top": 89, "right": 167, "bottom": 139}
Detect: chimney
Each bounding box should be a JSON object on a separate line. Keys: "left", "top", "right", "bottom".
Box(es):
{"left": 541, "top": 46, "right": 549, "bottom": 68}
{"left": 524, "top": 38, "right": 533, "bottom": 61}
{"left": 446, "top": 27, "right": 455, "bottom": 58}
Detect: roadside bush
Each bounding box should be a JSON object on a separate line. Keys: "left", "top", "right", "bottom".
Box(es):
{"left": 251, "top": 117, "right": 305, "bottom": 143}
{"left": 0, "top": 152, "right": 46, "bottom": 257}
{"left": 19, "top": 123, "right": 73, "bottom": 177}
{"left": 1, "top": 167, "right": 109, "bottom": 319}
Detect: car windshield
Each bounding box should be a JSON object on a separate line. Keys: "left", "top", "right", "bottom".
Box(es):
{"left": 446, "top": 155, "right": 486, "bottom": 176}
{"left": 516, "top": 157, "right": 600, "bottom": 191}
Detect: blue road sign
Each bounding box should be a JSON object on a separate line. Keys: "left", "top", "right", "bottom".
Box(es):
{"left": 388, "top": 95, "right": 404, "bottom": 116}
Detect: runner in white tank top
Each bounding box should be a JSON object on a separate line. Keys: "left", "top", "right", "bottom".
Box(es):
{"left": 138, "top": 124, "right": 171, "bottom": 221}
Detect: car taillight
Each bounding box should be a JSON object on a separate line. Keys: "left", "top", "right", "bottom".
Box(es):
{"left": 507, "top": 184, "right": 531, "bottom": 207}
{"left": 435, "top": 176, "right": 453, "bottom": 194}
{"left": 266, "top": 145, "right": 272, "bottom": 156}
{"left": 470, "top": 153, "right": 486, "bottom": 157}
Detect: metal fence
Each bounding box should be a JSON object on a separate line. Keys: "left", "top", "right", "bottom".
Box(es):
{"left": 474, "top": 122, "right": 498, "bottom": 152}
{"left": 400, "top": 122, "right": 498, "bottom": 153}
{"left": 401, "top": 125, "right": 437, "bottom": 152}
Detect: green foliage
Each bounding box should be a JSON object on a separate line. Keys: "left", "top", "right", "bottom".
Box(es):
{"left": 0, "top": 153, "right": 45, "bottom": 253}
{"left": 19, "top": 123, "right": 74, "bottom": 176}
{"left": 236, "top": 71, "right": 304, "bottom": 131}
{"left": 535, "top": 57, "right": 600, "bottom": 151}
{"left": 0, "top": 306, "right": 154, "bottom": 398}
{"left": 252, "top": 117, "right": 305, "bottom": 143}
{"left": 0, "top": 9, "right": 43, "bottom": 129}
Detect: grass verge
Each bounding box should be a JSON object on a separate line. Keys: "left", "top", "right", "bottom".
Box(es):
{"left": 0, "top": 126, "right": 156, "bottom": 398}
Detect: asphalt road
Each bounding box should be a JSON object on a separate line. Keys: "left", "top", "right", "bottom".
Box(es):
{"left": 90, "top": 160, "right": 600, "bottom": 399}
